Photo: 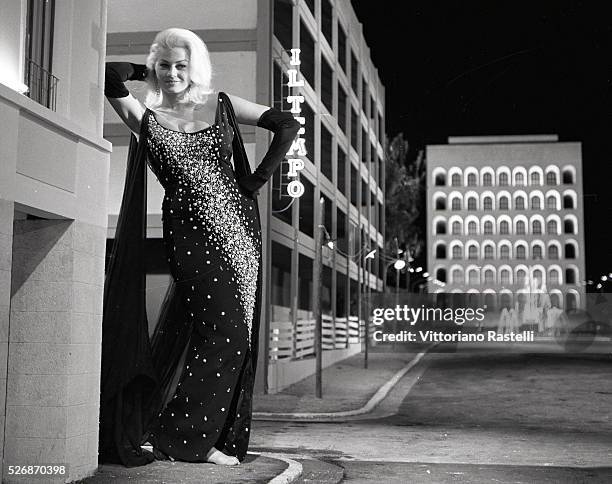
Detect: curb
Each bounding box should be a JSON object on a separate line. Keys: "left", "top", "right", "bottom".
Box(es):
{"left": 253, "top": 348, "right": 429, "bottom": 421}
{"left": 248, "top": 451, "right": 303, "bottom": 484}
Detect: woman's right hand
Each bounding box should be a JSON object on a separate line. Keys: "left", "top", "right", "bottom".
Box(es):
{"left": 105, "top": 62, "right": 148, "bottom": 137}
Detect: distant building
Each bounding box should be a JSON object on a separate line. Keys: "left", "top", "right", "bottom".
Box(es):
{"left": 426, "top": 135, "right": 586, "bottom": 310}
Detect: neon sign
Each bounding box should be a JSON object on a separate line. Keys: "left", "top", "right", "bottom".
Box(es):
{"left": 285, "top": 48, "right": 305, "bottom": 198}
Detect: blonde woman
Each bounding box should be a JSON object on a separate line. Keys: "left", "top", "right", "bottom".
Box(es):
{"left": 101, "top": 28, "right": 300, "bottom": 466}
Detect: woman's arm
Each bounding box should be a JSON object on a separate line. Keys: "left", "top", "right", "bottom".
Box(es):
{"left": 105, "top": 62, "right": 147, "bottom": 136}
{"left": 227, "top": 93, "right": 301, "bottom": 196}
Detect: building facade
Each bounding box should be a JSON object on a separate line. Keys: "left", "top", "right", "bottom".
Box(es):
{"left": 0, "top": 0, "right": 110, "bottom": 481}
{"left": 426, "top": 135, "right": 586, "bottom": 311}
{"left": 104, "top": 0, "right": 385, "bottom": 394}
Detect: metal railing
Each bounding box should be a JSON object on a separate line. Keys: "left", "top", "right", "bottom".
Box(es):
{"left": 24, "top": 58, "right": 58, "bottom": 111}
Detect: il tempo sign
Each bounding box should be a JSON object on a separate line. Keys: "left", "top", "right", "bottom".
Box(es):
{"left": 284, "top": 48, "right": 306, "bottom": 198}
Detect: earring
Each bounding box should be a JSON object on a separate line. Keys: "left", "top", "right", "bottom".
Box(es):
{"left": 155, "top": 86, "right": 160, "bottom": 96}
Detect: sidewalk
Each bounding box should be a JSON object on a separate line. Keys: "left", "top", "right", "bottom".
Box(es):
{"left": 253, "top": 351, "right": 418, "bottom": 415}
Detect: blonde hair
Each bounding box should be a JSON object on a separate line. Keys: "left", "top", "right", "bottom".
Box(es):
{"left": 144, "top": 28, "right": 214, "bottom": 108}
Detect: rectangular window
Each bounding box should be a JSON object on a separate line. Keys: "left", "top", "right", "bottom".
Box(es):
{"left": 321, "top": 124, "right": 333, "bottom": 182}
{"left": 361, "top": 127, "right": 368, "bottom": 163}
{"left": 321, "top": 55, "right": 333, "bottom": 113}
{"left": 337, "top": 23, "right": 347, "bottom": 73}
{"left": 361, "top": 77, "right": 368, "bottom": 113}
{"left": 350, "top": 107, "right": 358, "bottom": 151}
{"left": 321, "top": 0, "right": 333, "bottom": 46}
{"left": 272, "top": 166, "right": 293, "bottom": 225}
{"left": 273, "top": 0, "right": 293, "bottom": 52}
{"left": 350, "top": 164, "right": 358, "bottom": 208}
{"left": 337, "top": 146, "right": 346, "bottom": 196}
{"left": 299, "top": 177, "right": 314, "bottom": 238}
{"left": 25, "top": 0, "right": 57, "bottom": 110}
{"left": 302, "top": 100, "right": 315, "bottom": 161}
{"left": 337, "top": 208, "right": 347, "bottom": 253}
{"left": 300, "top": 20, "right": 315, "bottom": 87}
{"left": 271, "top": 242, "right": 293, "bottom": 307}
{"left": 273, "top": 62, "right": 291, "bottom": 112}
{"left": 337, "top": 83, "right": 347, "bottom": 133}
{"left": 378, "top": 113, "right": 383, "bottom": 140}
{"left": 298, "top": 254, "right": 313, "bottom": 310}
{"left": 350, "top": 50, "right": 358, "bottom": 95}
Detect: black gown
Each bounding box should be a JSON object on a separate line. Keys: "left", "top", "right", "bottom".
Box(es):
{"left": 144, "top": 94, "right": 260, "bottom": 461}
{"left": 99, "top": 92, "right": 263, "bottom": 465}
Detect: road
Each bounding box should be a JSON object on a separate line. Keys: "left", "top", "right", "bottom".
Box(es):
{"left": 251, "top": 351, "right": 612, "bottom": 483}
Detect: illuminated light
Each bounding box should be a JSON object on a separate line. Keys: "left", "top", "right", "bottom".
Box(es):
{"left": 286, "top": 138, "right": 307, "bottom": 157}
{"left": 287, "top": 158, "right": 305, "bottom": 177}
{"left": 290, "top": 48, "right": 301, "bottom": 66}
{"left": 423, "top": 272, "right": 429, "bottom": 277}
{"left": 365, "top": 249, "right": 376, "bottom": 260}
{"left": 326, "top": 240, "right": 335, "bottom": 250}
{"left": 415, "top": 267, "right": 422, "bottom": 272}
{"left": 601, "top": 275, "right": 607, "bottom": 281}
{"left": 287, "top": 69, "right": 304, "bottom": 87}
{"left": 393, "top": 260, "right": 406, "bottom": 270}
{"left": 596, "top": 283, "right": 603, "bottom": 289}
{"left": 286, "top": 95, "right": 305, "bottom": 113}
{"left": 287, "top": 180, "right": 305, "bottom": 198}
{"left": 408, "top": 267, "right": 414, "bottom": 273}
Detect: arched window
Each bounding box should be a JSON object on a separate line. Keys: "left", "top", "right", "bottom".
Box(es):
{"left": 468, "top": 270, "right": 479, "bottom": 285}
{"left": 548, "top": 245, "right": 559, "bottom": 259}
{"left": 436, "top": 198, "right": 446, "bottom": 210}
{"left": 515, "top": 173, "right": 525, "bottom": 186}
{"left": 531, "top": 197, "right": 541, "bottom": 210}
{"left": 436, "top": 244, "right": 446, "bottom": 259}
{"left": 530, "top": 172, "right": 540, "bottom": 185}
{"left": 566, "top": 293, "right": 578, "bottom": 310}
{"left": 484, "top": 270, "right": 494, "bottom": 284}
{"left": 500, "top": 221, "right": 509, "bottom": 234}
{"left": 500, "top": 292, "right": 512, "bottom": 308}
{"left": 516, "top": 221, "right": 526, "bottom": 234}
{"left": 549, "top": 269, "right": 560, "bottom": 284}
{"left": 435, "top": 173, "right": 446, "bottom": 186}
{"left": 499, "top": 172, "right": 509, "bottom": 186}
{"left": 467, "top": 197, "right": 477, "bottom": 210}
{"left": 500, "top": 245, "right": 510, "bottom": 259}
{"left": 500, "top": 269, "right": 510, "bottom": 284}
{"left": 436, "top": 220, "right": 446, "bottom": 234}
{"left": 532, "top": 220, "right": 542, "bottom": 234}
{"left": 499, "top": 196, "right": 509, "bottom": 210}
{"left": 515, "top": 196, "right": 525, "bottom": 210}
{"left": 452, "top": 245, "right": 462, "bottom": 259}
{"left": 517, "top": 269, "right": 526, "bottom": 282}
{"left": 533, "top": 245, "right": 543, "bottom": 259}
{"left": 563, "top": 195, "right": 574, "bottom": 209}
{"left": 546, "top": 196, "right": 557, "bottom": 210}
{"left": 452, "top": 221, "right": 462, "bottom": 235}
{"left": 565, "top": 268, "right": 576, "bottom": 284}
{"left": 484, "top": 245, "right": 494, "bottom": 259}
{"left": 564, "top": 219, "right": 575, "bottom": 234}
{"left": 546, "top": 172, "right": 557, "bottom": 185}
{"left": 467, "top": 173, "right": 477, "bottom": 186}
{"left": 452, "top": 268, "right": 463, "bottom": 284}
{"left": 468, "top": 221, "right": 477, "bottom": 235}
{"left": 516, "top": 245, "right": 526, "bottom": 259}
{"left": 483, "top": 197, "right": 493, "bottom": 210}
{"left": 533, "top": 269, "right": 543, "bottom": 284}
{"left": 468, "top": 245, "right": 478, "bottom": 259}
{"left": 484, "top": 221, "right": 493, "bottom": 234}
{"left": 436, "top": 268, "right": 447, "bottom": 283}
{"left": 547, "top": 220, "right": 557, "bottom": 234}
{"left": 550, "top": 293, "right": 561, "bottom": 307}
{"left": 451, "top": 173, "right": 461, "bottom": 186}
{"left": 565, "top": 243, "right": 576, "bottom": 259}
{"left": 483, "top": 173, "right": 492, "bottom": 186}
{"left": 562, "top": 169, "right": 574, "bottom": 184}
{"left": 451, "top": 198, "right": 461, "bottom": 210}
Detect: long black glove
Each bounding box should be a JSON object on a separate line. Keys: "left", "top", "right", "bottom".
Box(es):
{"left": 105, "top": 62, "right": 148, "bottom": 98}
{"left": 237, "top": 108, "right": 301, "bottom": 196}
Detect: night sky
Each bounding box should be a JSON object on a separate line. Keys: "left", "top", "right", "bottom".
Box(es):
{"left": 351, "top": 0, "right": 612, "bottom": 281}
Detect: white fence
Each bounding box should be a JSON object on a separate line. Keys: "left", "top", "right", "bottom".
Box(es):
{"left": 269, "top": 315, "right": 366, "bottom": 361}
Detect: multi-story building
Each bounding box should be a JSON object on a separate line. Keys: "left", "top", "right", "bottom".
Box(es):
{"left": 104, "top": 0, "right": 386, "bottom": 393}
{"left": 426, "top": 135, "right": 586, "bottom": 311}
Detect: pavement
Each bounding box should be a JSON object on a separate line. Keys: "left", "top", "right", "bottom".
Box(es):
{"left": 83, "top": 351, "right": 415, "bottom": 483}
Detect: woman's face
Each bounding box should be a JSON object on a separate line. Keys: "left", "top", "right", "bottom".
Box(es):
{"left": 155, "top": 46, "right": 191, "bottom": 95}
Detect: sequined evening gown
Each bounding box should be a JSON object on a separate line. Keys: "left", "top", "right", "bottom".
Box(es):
{"left": 143, "top": 94, "right": 261, "bottom": 462}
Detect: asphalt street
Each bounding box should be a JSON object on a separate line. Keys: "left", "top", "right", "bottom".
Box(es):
{"left": 251, "top": 350, "right": 612, "bottom": 483}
